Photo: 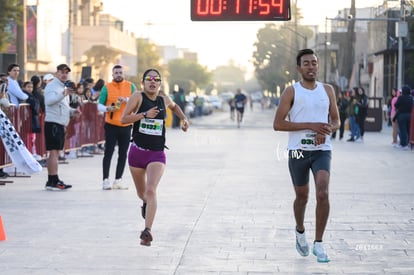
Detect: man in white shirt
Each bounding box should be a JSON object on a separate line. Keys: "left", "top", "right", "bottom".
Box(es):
{"left": 273, "top": 49, "right": 340, "bottom": 263}
{"left": 6, "top": 63, "right": 28, "bottom": 106}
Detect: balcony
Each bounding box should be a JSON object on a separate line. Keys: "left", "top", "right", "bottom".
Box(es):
{"left": 72, "top": 25, "right": 136, "bottom": 61}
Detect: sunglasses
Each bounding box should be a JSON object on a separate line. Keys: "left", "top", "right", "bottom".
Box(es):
{"left": 144, "top": 76, "right": 161, "bottom": 82}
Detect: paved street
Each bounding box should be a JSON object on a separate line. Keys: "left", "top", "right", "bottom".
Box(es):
{"left": 0, "top": 104, "right": 413, "bottom": 274}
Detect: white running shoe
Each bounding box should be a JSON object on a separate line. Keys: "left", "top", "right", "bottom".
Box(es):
{"left": 66, "top": 151, "right": 77, "bottom": 159}
{"left": 312, "top": 241, "right": 330, "bottom": 262}
{"left": 295, "top": 229, "right": 309, "bottom": 256}
{"left": 112, "top": 178, "right": 128, "bottom": 190}
{"left": 32, "top": 154, "right": 42, "bottom": 161}
{"left": 102, "top": 178, "right": 112, "bottom": 190}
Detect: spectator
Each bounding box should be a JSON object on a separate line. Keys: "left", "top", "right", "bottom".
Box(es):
{"left": 90, "top": 78, "right": 105, "bottom": 102}
{"left": 355, "top": 87, "right": 369, "bottom": 142}
{"left": 6, "top": 63, "right": 28, "bottom": 106}
{"left": 66, "top": 83, "right": 84, "bottom": 159}
{"left": 332, "top": 91, "right": 348, "bottom": 140}
{"left": 97, "top": 65, "right": 136, "bottom": 190}
{"left": 22, "top": 81, "right": 42, "bottom": 160}
{"left": 44, "top": 64, "right": 80, "bottom": 190}
{"left": 0, "top": 73, "right": 10, "bottom": 178}
{"left": 394, "top": 85, "right": 413, "bottom": 150}
{"left": 42, "top": 73, "right": 54, "bottom": 89}
{"left": 386, "top": 88, "right": 397, "bottom": 127}
{"left": 0, "top": 73, "right": 10, "bottom": 113}
{"left": 194, "top": 96, "right": 203, "bottom": 117}
{"left": 347, "top": 87, "right": 360, "bottom": 142}
{"left": 31, "top": 75, "right": 45, "bottom": 113}
{"left": 172, "top": 87, "right": 186, "bottom": 128}
{"left": 82, "top": 78, "right": 94, "bottom": 102}
{"left": 390, "top": 89, "right": 400, "bottom": 147}
{"left": 91, "top": 79, "right": 106, "bottom": 153}
{"left": 78, "top": 80, "right": 96, "bottom": 155}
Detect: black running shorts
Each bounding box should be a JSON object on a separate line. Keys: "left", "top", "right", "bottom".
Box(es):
{"left": 44, "top": 122, "right": 66, "bottom": 151}
{"left": 288, "top": 150, "right": 331, "bottom": 186}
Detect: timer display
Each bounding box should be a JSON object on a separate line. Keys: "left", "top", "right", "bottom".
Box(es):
{"left": 191, "top": 0, "right": 291, "bottom": 21}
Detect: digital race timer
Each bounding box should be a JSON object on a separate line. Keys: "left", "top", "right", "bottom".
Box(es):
{"left": 191, "top": 0, "right": 291, "bottom": 21}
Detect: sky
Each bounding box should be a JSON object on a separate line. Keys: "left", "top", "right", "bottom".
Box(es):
{"left": 102, "top": 0, "right": 386, "bottom": 72}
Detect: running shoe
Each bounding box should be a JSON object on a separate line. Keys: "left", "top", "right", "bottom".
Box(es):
{"left": 58, "top": 155, "right": 67, "bottom": 161}
{"left": 102, "top": 178, "right": 112, "bottom": 190}
{"left": 141, "top": 202, "right": 147, "bottom": 219}
{"left": 112, "top": 178, "right": 128, "bottom": 190}
{"left": 45, "top": 180, "right": 72, "bottom": 191}
{"left": 0, "top": 171, "right": 9, "bottom": 178}
{"left": 312, "top": 241, "right": 330, "bottom": 263}
{"left": 295, "top": 228, "right": 309, "bottom": 256}
{"left": 140, "top": 228, "right": 153, "bottom": 246}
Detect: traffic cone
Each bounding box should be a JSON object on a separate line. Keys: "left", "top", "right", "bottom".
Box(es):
{"left": 0, "top": 215, "right": 6, "bottom": 241}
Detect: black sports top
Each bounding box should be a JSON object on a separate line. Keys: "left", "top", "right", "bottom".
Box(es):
{"left": 132, "top": 93, "right": 166, "bottom": 151}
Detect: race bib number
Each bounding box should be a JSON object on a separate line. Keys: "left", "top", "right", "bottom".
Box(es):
{"left": 236, "top": 102, "right": 244, "bottom": 108}
{"left": 300, "top": 131, "right": 317, "bottom": 149}
{"left": 139, "top": 118, "right": 163, "bottom": 136}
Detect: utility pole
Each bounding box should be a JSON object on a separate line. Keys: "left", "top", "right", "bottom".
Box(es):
{"left": 17, "top": 0, "right": 27, "bottom": 80}
{"left": 67, "top": 0, "right": 73, "bottom": 68}
{"left": 397, "top": 0, "right": 406, "bottom": 90}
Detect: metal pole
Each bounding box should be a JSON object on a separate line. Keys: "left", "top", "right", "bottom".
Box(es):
{"left": 397, "top": 0, "right": 404, "bottom": 90}
{"left": 17, "top": 0, "right": 27, "bottom": 80}
{"left": 67, "top": 0, "right": 72, "bottom": 68}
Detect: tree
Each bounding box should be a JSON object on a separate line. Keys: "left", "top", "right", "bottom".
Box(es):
{"left": 0, "top": 0, "right": 22, "bottom": 52}
{"left": 251, "top": 3, "right": 311, "bottom": 95}
{"left": 211, "top": 64, "right": 246, "bottom": 93}
{"left": 136, "top": 38, "right": 161, "bottom": 82}
{"left": 252, "top": 24, "right": 297, "bottom": 95}
{"left": 167, "top": 59, "right": 211, "bottom": 94}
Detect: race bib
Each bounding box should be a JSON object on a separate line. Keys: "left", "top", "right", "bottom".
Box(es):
{"left": 139, "top": 118, "right": 163, "bottom": 136}
{"left": 236, "top": 102, "right": 244, "bottom": 108}
{"left": 300, "top": 131, "right": 317, "bottom": 149}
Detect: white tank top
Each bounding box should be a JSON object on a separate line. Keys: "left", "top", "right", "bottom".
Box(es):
{"left": 287, "top": 81, "right": 332, "bottom": 151}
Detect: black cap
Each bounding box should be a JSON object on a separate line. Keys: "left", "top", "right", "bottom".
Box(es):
{"left": 402, "top": 85, "right": 411, "bottom": 95}
{"left": 57, "top": 64, "right": 71, "bottom": 72}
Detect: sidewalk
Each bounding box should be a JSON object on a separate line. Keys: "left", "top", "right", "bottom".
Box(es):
{"left": 0, "top": 105, "right": 413, "bottom": 274}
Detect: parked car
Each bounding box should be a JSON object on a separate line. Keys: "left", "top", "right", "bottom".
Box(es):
{"left": 208, "top": 95, "right": 223, "bottom": 110}
{"left": 185, "top": 96, "right": 195, "bottom": 118}
{"left": 201, "top": 96, "right": 213, "bottom": 115}
{"left": 220, "top": 92, "right": 234, "bottom": 103}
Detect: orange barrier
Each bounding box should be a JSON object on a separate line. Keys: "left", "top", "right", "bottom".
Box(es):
{"left": 0, "top": 102, "right": 105, "bottom": 168}
{"left": 0, "top": 215, "right": 6, "bottom": 241}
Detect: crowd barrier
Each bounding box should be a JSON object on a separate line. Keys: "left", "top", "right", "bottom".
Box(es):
{"left": 0, "top": 102, "right": 105, "bottom": 168}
